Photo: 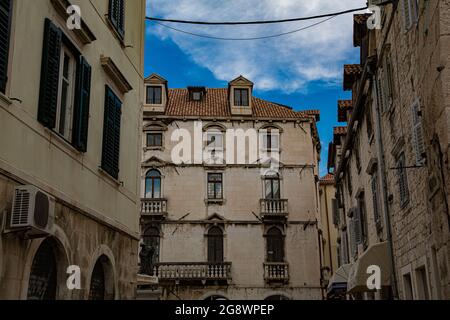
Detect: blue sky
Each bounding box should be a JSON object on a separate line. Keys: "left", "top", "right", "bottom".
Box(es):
{"left": 144, "top": 0, "right": 365, "bottom": 176}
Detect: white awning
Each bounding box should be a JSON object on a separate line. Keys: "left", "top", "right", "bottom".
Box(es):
{"left": 347, "top": 241, "right": 392, "bottom": 293}
{"left": 327, "top": 263, "right": 352, "bottom": 294}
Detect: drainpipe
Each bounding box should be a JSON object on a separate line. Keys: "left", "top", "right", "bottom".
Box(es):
{"left": 371, "top": 0, "right": 400, "bottom": 300}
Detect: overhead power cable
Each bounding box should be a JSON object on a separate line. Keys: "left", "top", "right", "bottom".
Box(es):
{"left": 146, "top": 5, "right": 377, "bottom": 26}
{"left": 152, "top": 16, "right": 337, "bottom": 41}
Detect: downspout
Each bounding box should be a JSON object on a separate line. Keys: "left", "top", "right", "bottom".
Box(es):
{"left": 372, "top": 0, "right": 400, "bottom": 299}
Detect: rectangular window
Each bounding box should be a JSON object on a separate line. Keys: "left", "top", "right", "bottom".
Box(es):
{"left": 38, "top": 19, "right": 92, "bottom": 152}
{"left": 55, "top": 45, "right": 77, "bottom": 141}
{"left": 403, "top": 273, "right": 414, "bottom": 300}
{"left": 265, "top": 177, "right": 281, "bottom": 199}
{"left": 397, "top": 153, "right": 410, "bottom": 208}
{"left": 146, "top": 86, "right": 162, "bottom": 105}
{"left": 108, "top": 0, "right": 125, "bottom": 39}
{"left": 411, "top": 99, "right": 426, "bottom": 165}
{"left": 415, "top": 267, "right": 430, "bottom": 300}
{"left": 263, "top": 131, "right": 280, "bottom": 150}
{"left": 357, "top": 193, "right": 368, "bottom": 245}
{"left": 207, "top": 173, "right": 223, "bottom": 200}
{"left": 147, "top": 132, "right": 163, "bottom": 147}
{"left": 371, "top": 174, "right": 382, "bottom": 230}
{"left": 0, "top": 0, "right": 12, "bottom": 93}
{"left": 101, "top": 86, "right": 122, "bottom": 179}
{"left": 234, "top": 88, "right": 249, "bottom": 106}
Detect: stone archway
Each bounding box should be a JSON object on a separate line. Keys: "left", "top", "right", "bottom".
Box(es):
{"left": 86, "top": 245, "right": 117, "bottom": 300}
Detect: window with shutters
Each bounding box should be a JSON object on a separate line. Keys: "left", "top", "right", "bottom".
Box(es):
{"left": 101, "top": 86, "right": 122, "bottom": 179}
{"left": 55, "top": 44, "right": 77, "bottom": 141}
{"left": 396, "top": 153, "right": 410, "bottom": 208}
{"left": 266, "top": 227, "right": 285, "bottom": 263}
{"left": 0, "top": 0, "right": 12, "bottom": 94}
{"left": 357, "top": 193, "right": 368, "bottom": 246}
{"left": 207, "top": 173, "right": 223, "bottom": 200}
{"left": 371, "top": 174, "right": 382, "bottom": 231}
{"left": 207, "top": 227, "right": 224, "bottom": 263}
{"left": 349, "top": 217, "right": 357, "bottom": 258}
{"left": 376, "top": 53, "right": 394, "bottom": 113}
{"left": 410, "top": 99, "right": 426, "bottom": 166}
{"left": 403, "top": 0, "right": 419, "bottom": 31}
{"left": 38, "top": 19, "right": 92, "bottom": 152}
{"left": 108, "top": 0, "right": 125, "bottom": 40}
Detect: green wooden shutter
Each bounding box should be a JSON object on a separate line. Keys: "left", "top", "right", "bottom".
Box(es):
{"left": 0, "top": 0, "right": 12, "bottom": 93}
{"left": 102, "top": 86, "right": 121, "bottom": 179}
{"left": 411, "top": 99, "right": 426, "bottom": 165}
{"left": 109, "top": 0, "right": 124, "bottom": 39}
{"left": 72, "top": 56, "right": 92, "bottom": 152}
{"left": 38, "top": 19, "right": 62, "bottom": 129}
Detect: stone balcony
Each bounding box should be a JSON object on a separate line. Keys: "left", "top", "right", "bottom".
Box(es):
{"left": 260, "top": 199, "right": 288, "bottom": 220}
{"left": 153, "top": 262, "right": 232, "bottom": 284}
{"left": 264, "top": 263, "right": 289, "bottom": 283}
{"left": 141, "top": 198, "right": 168, "bottom": 219}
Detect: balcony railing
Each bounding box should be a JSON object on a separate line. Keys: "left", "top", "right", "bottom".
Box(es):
{"left": 153, "top": 262, "right": 232, "bottom": 282}
{"left": 141, "top": 198, "right": 167, "bottom": 217}
{"left": 264, "top": 263, "right": 289, "bottom": 283}
{"left": 260, "top": 199, "right": 288, "bottom": 218}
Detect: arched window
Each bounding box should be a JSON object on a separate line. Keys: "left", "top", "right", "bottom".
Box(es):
{"left": 145, "top": 169, "right": 161, "bottom": 199}
{"left": 89, "top": 258, "right": 106, "bottom": 300}
{"left": 207, "top": 227, "right": 224, "bottom": 263}
{"left": 266, "top": 227, "right": 285, "bottom": 262}
{"left": 27, "top": 239, "right": 58, "bottom": 300}
{"left": 264, "top": 173, "right": 281, "bottom": 199}
{"left": 143, "top": 227, "right": 160, "bottom": 266}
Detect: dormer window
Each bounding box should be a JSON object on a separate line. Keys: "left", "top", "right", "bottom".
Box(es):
{"left": 188, "top": 86, "right": 206, "bottom": 102}
{"left": 234, "top": 88, "right": 249, "bottom": 106}
{"left": 146, "top": 86, "right": 162, "bottom": 105}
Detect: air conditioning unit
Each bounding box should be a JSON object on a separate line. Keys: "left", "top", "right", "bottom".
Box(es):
{"left": 10, "top": 185, "right": 55, "bottom": 236}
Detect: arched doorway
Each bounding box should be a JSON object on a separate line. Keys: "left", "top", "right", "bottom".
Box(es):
{"left": 88, "top": 255, "right": 115, "bottom": 300}
{"left": 27, "top": 238, "right": 58, "bottom": 300}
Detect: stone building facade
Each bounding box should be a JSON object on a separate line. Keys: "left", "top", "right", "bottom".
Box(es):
{"left": 328, "top": 0, "right": 450, "bottom": 300}
{"left": 0, "top": 0, "right": 146, "bottom": 299}
{"left": 318, "top": 174, "right": 339, "bottom": 293}
{"left": 139, "top": 74, "right": 323, "bottom": 300}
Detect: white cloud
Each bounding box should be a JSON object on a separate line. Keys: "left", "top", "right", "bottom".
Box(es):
{"left": 146, "top": 0, "right": 367, "bottom": 93}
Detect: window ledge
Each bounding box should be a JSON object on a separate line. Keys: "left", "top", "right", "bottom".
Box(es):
{"left": 98, "top": 167, "right": 122, "bottom": 187}
{"left": 44, "top": 127, "right": 83, "bottom": 157}
{"left": 144, "top": 147, "right": 164, "bottom": 152}
{"left": 100, "top": 55, "right": 133, "bottom": 94}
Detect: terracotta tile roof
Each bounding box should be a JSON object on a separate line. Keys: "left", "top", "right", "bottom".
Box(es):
{"left": 334, "top": 126, "right": 348, "bottom": 136}
{"left": 343, "top": 64, "right": 362, "bottom": 91}
{"left": 338, "top": 100, "right": 353, "bottom": 122}
{"left": 302, "top": 109, "right": 321, "bottom": 121}
{"left": 320, "top": 173, "right": 335, "bottom": 185}
{"left": 165, "top": 88, "right": 309, "bottom": 119}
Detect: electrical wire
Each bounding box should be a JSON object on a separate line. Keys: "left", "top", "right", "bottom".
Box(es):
{"left": 151, "top": 16, "right": 338, "bottom": 41}
{"left": 146, "top": 6, "right": 369, "bottom": 25}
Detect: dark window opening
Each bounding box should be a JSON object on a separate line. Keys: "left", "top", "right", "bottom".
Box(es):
{"left": 146, "top": 86, "right": 162, "bottom": 104}
{"left": 208, "top": 173, "right": 223, "bottom": 200}
{"left": 27, "top": 239, "right": 57, "bottom": 300}
{"left": 264, "top": 175, "right": 281, "bottom": 199}
{"left": 147, "top": 132, "right": 163, "bottom": 147}
{"left": 207, "top": 226, "right": 224, "bottom": 263}
{"left": 108, "top": 0, "right": 125, "bottom": 39}
{"left": 89, "top": 258, "right": 106, "bottom": 301}
{"left": 266, "top": 227, "right": 284, "bottom": 262}
{"left": 234, "top": 88, "right": 249, "bottom": 106}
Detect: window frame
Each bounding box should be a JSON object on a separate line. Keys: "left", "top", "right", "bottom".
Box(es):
{"left": 146, "top": 85, "right": 163, "bottom": 105}
{"left": 146, "top": 132, "right": 163, "bottom": 148}
{"left": 396, "top": 153, "right": 410, "bottom": 208}
{"left": 264, "top": 174, "right": 281, "bottom": 200}
{"left": 234, "top": 88, "right": 249, "bottom": 107}
{"left": 207, "top": 173, "right": 223, "bottom": 200}
{"left": 108, "top": 0, "right": 125, "bottom": 40}
{"left": 145, "top": 169, "right": 162, "bottom": 199}
{"left": 266, "top": 227, "right": 285, "bottom": 263}
{"left": 207, "top": 226, "right": 224, "bottom": 263}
